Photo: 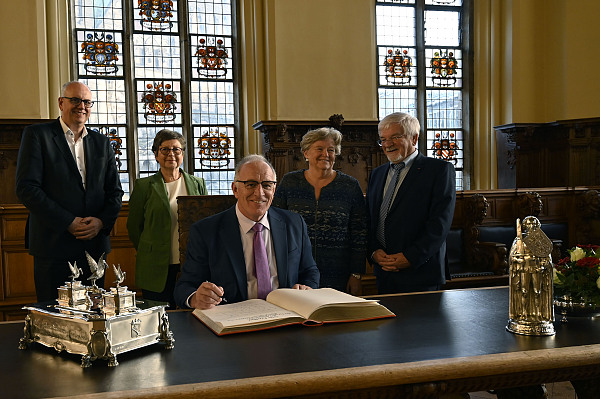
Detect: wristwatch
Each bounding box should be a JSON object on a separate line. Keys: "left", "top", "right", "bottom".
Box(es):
{"left": 351, "top": 273, "right": 362, "bottom": 280}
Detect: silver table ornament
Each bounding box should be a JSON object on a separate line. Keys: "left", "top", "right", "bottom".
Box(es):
{"left": 506, "top": 216, "right": 555, "bottom": 336}
{"left": 19, "top": 259, "right": 174, "bottom": 367}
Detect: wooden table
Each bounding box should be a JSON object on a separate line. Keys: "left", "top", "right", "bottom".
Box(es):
{"left": 3, "top": 287, "right": 600, "bottom": 398}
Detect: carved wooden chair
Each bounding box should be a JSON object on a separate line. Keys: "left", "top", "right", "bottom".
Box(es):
{"left": 177, "top": 195, "right": 237, "bottom": 265}
{"left": 444, "top": 193, "right": 509, "bottom": 289}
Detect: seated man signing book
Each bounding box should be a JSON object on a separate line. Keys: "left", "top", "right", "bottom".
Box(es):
{"left": 174, "top": 154, "right": 320, "bottom": 309}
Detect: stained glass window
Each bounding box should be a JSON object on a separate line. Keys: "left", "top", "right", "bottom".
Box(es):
{"left": 71, "top": 0, "right": 238, "bottom": 197}
{"left": 376, "top": 0, "right": 470, "bottom": 190}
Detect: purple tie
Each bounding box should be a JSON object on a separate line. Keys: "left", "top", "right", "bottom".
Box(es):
{"left": 252, "top": 223, "right": 271, "bottom": 299}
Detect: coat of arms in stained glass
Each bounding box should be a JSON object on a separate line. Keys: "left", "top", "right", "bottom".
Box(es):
{"left": 430, "top": 50, "right": 458, "bottom": 86}
{"left": 142, "top": 82, "right": 178, "bottom": 123}
{"left": 431, "top": 131, "right": 459, "bottom": 164}
{"left": 198, "top": 129, "right": 231, "bottom": 168}
{"left": 82, "top": 33, "right": 119, "bottom": 75}
{"left": 384, "top": 49, "right": 412, "bottom": 85}
{"left": 138, "top": 0, "right": 174, "bottom": 31}
{"left": 196, "top": 38, "right": 228, "bottom": 78}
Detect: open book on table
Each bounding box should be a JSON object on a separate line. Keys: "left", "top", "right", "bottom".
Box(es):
{"left": 192, "top": 287, "right": 395, "bottom": 336}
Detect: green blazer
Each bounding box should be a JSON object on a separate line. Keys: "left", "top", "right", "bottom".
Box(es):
{"left": 127, "top": 170, "right": 207, "bottom": 292}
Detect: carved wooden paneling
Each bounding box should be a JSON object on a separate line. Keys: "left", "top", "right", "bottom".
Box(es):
{"left": 495, "top": 117, "right": 600, "bottom": 189}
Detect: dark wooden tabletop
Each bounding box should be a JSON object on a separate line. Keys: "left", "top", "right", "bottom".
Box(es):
{"left": 3, "top": 287, "right": 600, "bottom": 399}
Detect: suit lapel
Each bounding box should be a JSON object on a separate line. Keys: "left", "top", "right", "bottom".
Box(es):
{"left": 182, "top": 171, "right": 201, "bottom": 195}
{"left": 52, "top": 122, "right": 83, "bottom": 188}
{"left": 372, "top": 165, "right": 390, "bottom": 211}
{"left": 221, "top": 208, "right": 249, "bottom": 300}
{"left": 149, "top": 172, "right": 170, "bottom": 211}
{"left": 269, "top": 209, "right": 288, "bottom": 287}
{"left": 83, "top": 130, "right": 94, "bottom": 190}
{"left": 389, "top": 153, "right": 424, "bottom": 212}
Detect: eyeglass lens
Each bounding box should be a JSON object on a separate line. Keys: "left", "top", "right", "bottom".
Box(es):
{"left": 64, "top": 96, "right": 94, "bottom": 108}
{"left": 159, "top": 147, "right": 183, "bottom": 155}
{"left": 238, "top": 180, "right": 276, "bottom": 191}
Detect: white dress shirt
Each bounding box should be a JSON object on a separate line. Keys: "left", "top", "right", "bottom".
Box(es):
{"left": 165, "top": 176, "right": 188, "bottom": 264}
{"left": 60, "top": 117, "right": 87, "bottom": 189}
{"left": 235, "top": 204, "right": 279, "bottom": 298}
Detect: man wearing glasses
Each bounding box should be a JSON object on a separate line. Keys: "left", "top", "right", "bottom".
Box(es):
{"left": 366, "top": 112, "right": 456, "bottom": 294}
{"left": 16, "top": 81, "right": 123, "bottom": 302}
{"left": 175, "top": 154, "right": 320, "bottom": 309}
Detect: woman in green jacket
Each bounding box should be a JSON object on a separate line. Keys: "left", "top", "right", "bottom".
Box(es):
{"left": 127, "top": 129, "right": 207, "bottom": 308}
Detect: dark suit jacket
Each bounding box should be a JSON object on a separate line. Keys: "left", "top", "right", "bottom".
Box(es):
{"left": 366, "top": 152, "right": 456, "bottom": 287}
{"left": 15, "top": 118, "right": 123, "bottom": 259}
{"left": 174, "top": 206, "right": 320, "bottom": 308}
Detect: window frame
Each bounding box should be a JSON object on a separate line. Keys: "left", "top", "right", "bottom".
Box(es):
{"left": 68, "top": 0, "right": 242, "bottom": 198}
{"left": 376, "top": 0, "right": 473, "bottom": 190}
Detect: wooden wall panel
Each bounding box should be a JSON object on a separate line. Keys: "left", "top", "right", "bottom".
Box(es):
{"left": 3, "top": 249, "right": 35, "bottom": 298}
{"left": 1, "top": 215, "right": 26, "bottom": 241}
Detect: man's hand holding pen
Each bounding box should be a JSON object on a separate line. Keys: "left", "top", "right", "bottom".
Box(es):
{"left": 191, "top": 281, "right": 227, "bottom": 309}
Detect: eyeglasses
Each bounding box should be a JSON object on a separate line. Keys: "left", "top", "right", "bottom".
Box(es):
{"left": 62, "top": 96, "right": 94, "bottom": 108}
{"left": 235, "top": 180, "right": 277, "bottom": 191}
{"left": 377, "top": 135, "right": 407, "bottom": 147}
{"left": 158, "top": 147, "right": 184, "bottom": 155}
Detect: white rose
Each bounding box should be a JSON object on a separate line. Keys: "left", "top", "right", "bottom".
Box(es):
{"left": 570, "top": 247, "right": 586, "bottom": 262}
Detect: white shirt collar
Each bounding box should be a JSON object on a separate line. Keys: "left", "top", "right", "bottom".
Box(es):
{"left": 235, "top": 203, "right": 271, "bottom": 233}
{"left": 389, "top": 149, "right": 418, "bottom": 169}
{"left": 59, "top": 116, "right": 88, "bottom": 140}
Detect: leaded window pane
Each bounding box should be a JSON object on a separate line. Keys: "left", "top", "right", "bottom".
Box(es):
{"left": 424, "top": 10, "right": 460, "bottom": 47}
{"left": 378, "top": 88, "right": 417, "bottom": 120}
{"left": 376, "top": 5, "right": 416, "bottom": 46}
{"left": 133, "top": 34, "right": 182, "bottom": 79}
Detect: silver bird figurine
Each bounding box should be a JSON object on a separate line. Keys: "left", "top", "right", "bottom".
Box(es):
{"left": 113, "top": 264, "right": 126, "bottom": 287}
{"left": 68, "top": 261, "right": 82, "bottom": 281}
{"left": 86, "top": 251, "right": 108, "bottom": 283}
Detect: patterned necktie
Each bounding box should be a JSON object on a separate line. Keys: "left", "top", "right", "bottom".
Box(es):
{"left": 376, "top": 162, "right": 406, "bottom": 247}
{"left": 252, "top": 223, "right": 271, "bottom": 299}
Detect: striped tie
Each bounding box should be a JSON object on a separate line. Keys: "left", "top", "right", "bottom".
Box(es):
{"left": 376, "top": 162, "right": 405, "bottom": 248}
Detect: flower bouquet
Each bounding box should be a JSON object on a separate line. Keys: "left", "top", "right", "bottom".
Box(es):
{"left": 554, "top": 245, "right": 600, "bottom": 318}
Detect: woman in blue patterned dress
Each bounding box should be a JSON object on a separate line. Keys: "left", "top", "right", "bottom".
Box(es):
{"left": 273, "top": 127, "right": 367, "bottom": 293}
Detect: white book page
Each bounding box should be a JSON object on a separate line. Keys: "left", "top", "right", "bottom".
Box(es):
{"left": 266, "top": 288, "right": 378, "bottom": 320}
{"left": 199, "top": 299, "right": 301, "bottom": 328}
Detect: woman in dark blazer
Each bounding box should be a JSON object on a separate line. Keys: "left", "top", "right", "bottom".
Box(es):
{"left": 127, "top": 129, "right": 207, "bottom": 308}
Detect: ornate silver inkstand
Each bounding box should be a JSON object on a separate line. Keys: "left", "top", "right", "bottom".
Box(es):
{"left": 506, "top": 216, "right": 555, "bottom": 336}
{"left": 19, "top": 252, "right": 174, "bottom": 367}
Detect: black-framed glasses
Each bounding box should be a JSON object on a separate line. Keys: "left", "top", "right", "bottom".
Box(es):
{"left": 158, "top": 147, "right": 184, "bottom": 155}
{"left": 235, "top": 180, "right": 277, "bottom": 191}
{"left": 377, "top": 135, "right": 406, "bottom": 147}
{"left": 61, "top": 96, "right": 94, "bottom": 108}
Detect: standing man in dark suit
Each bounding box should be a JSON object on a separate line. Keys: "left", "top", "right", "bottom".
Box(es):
{"left": 16, "top": 81, "right": 124, "bottom": 302}
{"left": 366, "top": 112, "right": 456, "bottom": 294}
{"left": 174, "top": 154, "right": 320, "bottom": 309}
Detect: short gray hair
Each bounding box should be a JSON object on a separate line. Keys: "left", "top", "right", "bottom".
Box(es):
{"left": 151, "top": 129, "right": 186, "bottom": 153}
{"left": 61, "top": 81, "right": 87, "bottom": 96}
{"left": 378, "top": 112, "right": 420, "bottom": 140}
{"left": 300, "top": 127, "right": 342, "bottom": 155}
{"left": 234, "top": 154, "right": 277, "bottom": 180}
